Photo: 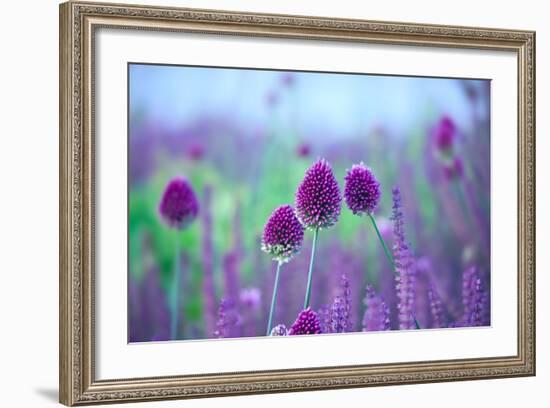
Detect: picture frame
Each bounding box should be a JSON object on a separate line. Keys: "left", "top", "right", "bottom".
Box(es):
{"left": 59, "top": 1, "right": 536, "bottom": 405}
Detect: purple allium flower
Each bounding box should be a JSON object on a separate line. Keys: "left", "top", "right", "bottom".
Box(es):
{"left": 432, "top": 115, "right": 456, "bottom": 153}
{"left": 344, "top": 162, "right": 381, "bottom": 215}
{"left": 261, "top": 205, "right": 305, "bottom": 263}
{"left": 428, "top": 284, "right": 445, "bottom": 328}
{"left": 158, "top": 177, "right": 199, "bottom": 230}
{"left": 295, "top": 158, "right": 342, "bottom": 230}
{"left": 288, "top": 307, "right": 322, "bottom": 335}
{"left": 362, "top": 285, "right": 391, "bottom": 332}
{"left": 391, "top": 187, "right": 417, "bottom": 330}
{"left": 270, "top": 324, "right": 288, "bottom": 336}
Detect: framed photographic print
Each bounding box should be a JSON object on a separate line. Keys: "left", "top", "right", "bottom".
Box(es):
{"left": 59, "top": 1, "right": 536, "bottom": 405}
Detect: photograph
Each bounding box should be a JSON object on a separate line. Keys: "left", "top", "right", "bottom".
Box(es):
{"left": 127, "top": 64, "right": 491, "bottom": 342}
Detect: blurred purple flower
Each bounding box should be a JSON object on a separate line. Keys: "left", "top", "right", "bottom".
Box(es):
{"left": 296, "top": 143, "right": 311, "bottom": 158}
{"left": 240, "top": 287, "right": 262, "bottom": 310}
{"left": 391, "top": 187, "right": 417, "bottom": 330}
{"left": 187, "top": 143, "right": 205, "bottom": 161}
{"left": 261, "top": 205, "right": 305, "bottom": 263}
{"left": 432, "top": 115, "right": 456, "bottom": 153}
{"left": 158, "top": 177, "right": 199, "bottom": 230}
{"left": 362, "top": 285, "right": 391, "bottom": 332}
{"left": 240, "top": 287, "right": 261, "bottom": 337}
{"left": 318, "top": 304, "right": 332, "bottom": 334}
{"left": 214, "top": 298, "right": 241, "bottom": 338}
{"left": 443, "top": 157, "right": 464, "bottom": 180}
{"left": 270, "top": 324, "right": 288, "bottom": 336}
{"left": 289, "top": 307, "right": 322, "bottom": 335}
{"left": 295, "top": 158, "right": 342, "bottom": 230}
{"left": 344, "top": 162, "right": 381, "bottom": 215}
{"left": 281, "top": 72, "right": 296, "bottom": 88}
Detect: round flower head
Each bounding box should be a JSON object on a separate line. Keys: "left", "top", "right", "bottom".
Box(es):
{"left": 432, "top": 116, "right": 456, "bottom": 153}
{"left": 158, "top": 177, "right": 199, "bottom": 230}
{"left": 270, "top": 324, "right": 288, "bottom": 336}
{"left": 288, "top": 307, "right": 322, "bottom": 335}
{"left": 295, "top": 158, "right": 342, "bottom": 230}
{"left": 261, "top": 205, "right": 304, "bottom": 263}
{"left": 344, "top": 162, "right": 381, "bottom": 215}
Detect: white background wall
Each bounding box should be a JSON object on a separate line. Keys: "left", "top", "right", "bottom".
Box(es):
{"left": 0, "top": 0, "right": 545, "bottom": 406}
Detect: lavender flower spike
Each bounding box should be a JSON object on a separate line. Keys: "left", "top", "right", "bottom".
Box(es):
{"left": 462, "top": 266, "right": 489, "bottom": 327}
{"left": 295, "top": 158, "right": 342, "bottom": 230}
{"left": 391, "top": 187, "right": 418, "bottom": 330}
{"left": 331, "top": 273, "right": 352, "bottom": 333}
{"left": 318, "top": 304, "right": 333, "bottom": 334}
{"left": 261, "top": 205, "right": 304, "bottom": 263}
{"left": 296, "top": 158, "right": 341, "bottom": 309}
{"left": 159, "top": 177, "right": 199, "bottom": 340}
{"left": 214, "top": 298, "right": 241, "bottom": 339}
{"left": 262, "top": 205, "right": 304, "bottom": 335}
{"left": 362, "top": 285, "right": 391, "bottom": 332}
{"left": 428, "top": 285, "right": 445, "bottom": 328}
{"left": 330, "top": 296, "right": 348, "bottom": 333}
{"left": 289, "top": 307, "right": 322, "bottom": 335}
{"left": 344, "top": 162, "right": 381, "bottom": 215}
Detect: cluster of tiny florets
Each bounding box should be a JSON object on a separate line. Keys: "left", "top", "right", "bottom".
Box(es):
{"left": 295, "top": 158, "right": 342, "bottom": 230}
{"left": 261, "top": 205, "right": 305, "bottom": 263}
{"left": 288, "top": 307, "right": 322, "bottom": 335}
{"left": 270, "top": 324, "right": 289, "bottom": 336}
{"left": 344, "top": 163, "right": 381, "bottom": 215}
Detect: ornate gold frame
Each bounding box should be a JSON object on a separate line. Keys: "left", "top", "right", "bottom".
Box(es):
{"left": 59, "top": 1, "right": 536, "bottom": 405}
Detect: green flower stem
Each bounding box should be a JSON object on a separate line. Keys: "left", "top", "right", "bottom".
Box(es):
{"left": 368, "top": 214, "right": 421, "bottom": 330}
{"left": 266, "top": 261, "right": 283, "bottom": 336}
{"left": 171, "top": 231, "right": 181, "bottom": 340}
{"left": 303, "top": 227, "right": 319, "bottom": 310}
{"left": 368, "top": 214, "right": 395, "bottom": 269}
